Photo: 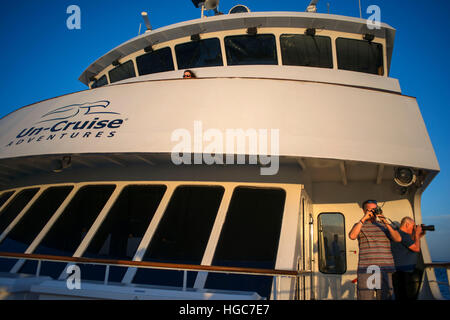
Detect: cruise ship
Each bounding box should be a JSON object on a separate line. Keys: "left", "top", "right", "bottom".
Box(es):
{"left": 0, "top": 0, "right": 447, "bottom": 299}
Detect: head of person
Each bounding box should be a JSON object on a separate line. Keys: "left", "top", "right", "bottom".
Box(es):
{"left": 362, "top": 199, "right": 378, "bottom": 221}
{"left": 400, "top": 216, "right": 415, "bottom": 234}
{"left": 183, "top": 70, "right": 196, "bottom": 79}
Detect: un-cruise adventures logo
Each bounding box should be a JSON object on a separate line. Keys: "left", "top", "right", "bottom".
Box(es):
{"left": 6, "top": 100, "right": 126, "bottom": 147}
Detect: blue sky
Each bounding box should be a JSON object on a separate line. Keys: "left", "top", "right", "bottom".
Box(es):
{"left": 0, "top": 0, "right": 449, "bottom": 261}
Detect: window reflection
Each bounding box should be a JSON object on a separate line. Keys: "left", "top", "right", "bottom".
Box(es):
{"left": 80, "top": 185, "right": 166, "bottom": 283}
{"left": 336, "top": 38, "right": 384, "bottom": 75}
{"left": 205, "top": 187, "right": 286, "bottom": 299}
{"left": 175, "top": 38, "right": 223, "bottom": 69}
{"left": 109, "top": 60, "right": 136, "bottom": 83}
{"left": 318, "top": 213, "right": 346, "bottom": 274}
{"left": 0, "top": 187, "right": 73, "bottom": 272}
{"left": 280, "top": 34, "right": 333, "bottom": 68}
{"left": 91, "top": 75, "right": 108, "bottom": 88}
{"left": 137, "top": 47, "right": 175, "bottom": 75}
{"left": 133, "top": 185, "right": 224, "bottom": 287}
{"left": 225, "top": 34, "right": 278, "bottom": 66}
{"left": 19, "top": 185, "right": 115, "bottom": 279}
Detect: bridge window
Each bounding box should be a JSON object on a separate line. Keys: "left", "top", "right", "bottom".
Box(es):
{"left": 205, "top": 187, "right": 286, "bottom": 299}
{"left": 91, "top": 75, "right": 108, "bottom": 89}
{"left": 318, "top": 212, "right": 347, "bottom": 274}
{"left": 80, "top": 185, "right": 167, "bottom": 283}
{"left": 280, "top": 34, "right": 333, "bottom": 68}
{"left": 133, "top": 185, "right": 224, "bottom": 288}
{"left": 225, "top": 34, "right": 278, "bottom": 66}
{"left": 0, "top": 187, "right": 73, "bottom": 273}
{"left": 175, "top": 38, "right": 223, "bottom": 69}
{"left": 0, "top": 188, "right": 39, "bottom": 236}
{"left": 18, "top": 185, "right": 115, "bottom": 279}
{"left": 109, "top": 60, "right": 136, "bottom": 83}
{"left": 336, "top": 38, "right": 384, "bottom": 75}
{"left": 0, "top": 191, "right": 14, "bottom": 210}
{"left": 137, "top": 47, "right": 175, "bottom": 75}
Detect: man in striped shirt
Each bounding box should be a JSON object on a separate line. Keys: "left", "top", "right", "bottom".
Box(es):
{"left": 349, "top": 200, "right": 401, "bottom": 300}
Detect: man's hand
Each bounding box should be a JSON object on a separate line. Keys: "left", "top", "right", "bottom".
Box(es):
{"left": 415, "top": 224, "right": 425, "bottom": 238}
{"left": 362, "top": 211, "right": 374, "bottom": 223}
{"left": 377, "top": 214, "right": 389, "bottom": 225}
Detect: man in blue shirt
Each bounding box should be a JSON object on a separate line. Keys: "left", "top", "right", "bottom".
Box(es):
{"left": 391, "top": 217, "right": 426, "bottom": 300}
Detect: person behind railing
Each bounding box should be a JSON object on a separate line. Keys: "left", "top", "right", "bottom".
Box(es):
{"left": 183, "top": 70, "right": 196, "bottom": 79}
{"left": 390, "top": 217, "right": 426, "bottom": 300}
{"left": 348, "top": 199, "right": 401, "bottom": 300}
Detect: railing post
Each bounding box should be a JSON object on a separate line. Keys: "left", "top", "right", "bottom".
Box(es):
{"left": 104, "top": 265, "right": 110, "bottom": 285}
{"left": 183, "top": 270, "right": 187, "bottom": 291}
{"left": 273, "top": 276, "right": 278, "bottom": 300}
{"left": 36, "top": 260, "right": 42, "bottom": 277}
{"left": 447, "top": 268, "right": 450, "bottom": 290}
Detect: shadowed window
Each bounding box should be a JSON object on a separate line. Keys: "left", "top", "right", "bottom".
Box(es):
{"left": 175, "top": 38, "right": 223, "bottom": 69}
{"left": 336, "top": 37, "right": 384, "bottom": 75}
{"left": 109, "top": 60, "right": 136, "bottom": 83}
{"left": 133, "top": 185, "right": 224, "bottom": 288}
{"left": 280, "top": 34, "right": 333, "bottom": 68}
{"left": 18, "top": 185, "right": 115, "bottom": 279}
{"left": 0, "top": 187, "right": 73, "bottom": 272}
{"left": 137, "top": 47, "right": 175, "bottom": 75}
{"left": 225, "top": 34, "right": 278, "bottom": 66}
{"left": 205, "top": 187, "right": 286, "bottom": 299}
{"left": 80, "top": 185, "right": 167, "bottom": 283}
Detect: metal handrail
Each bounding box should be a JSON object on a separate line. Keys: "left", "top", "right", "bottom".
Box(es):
{"left": 0, "top": 251, "right": 314, "bottom": 299}
{"left": 0, "top": 252, "right": 311, "bottom": 277}
{"left": 423, "top": 262, "right": 450, "bottom": 300}
{"left": 0, "top": 251, "right": 308, "bottom": 278}
{"left": 423, "top": 262, "right": 450, "bottom": 269}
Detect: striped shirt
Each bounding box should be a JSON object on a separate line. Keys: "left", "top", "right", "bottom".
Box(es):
{"left": 357, "top": 221, "right": 395, "bottom": 273}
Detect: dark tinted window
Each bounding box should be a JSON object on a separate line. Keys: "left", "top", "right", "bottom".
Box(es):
{"left": 91, "top": 75, "right": 108, "bottom": 89}
{"left": 280, "top": 34, "right": 333, "bottom": 68}
{"left": 137, "top": 47, "right": 175, "bottom": 75}
{"left": 19, "top": 185, "right": 115, "bottom": 279}
{"left": 133, "top": 186, "right": 224, "bottom": 287}
{"left": 318, "top": 213, "right": 346, "bottom": 274}
{"left": 225, "top": 34, "right": 278, "bottom": 66}
{"left": 0, "top": 191, "right": 14, "bottom": 210}
{"left": 81, "top": 185, "right": 167, "bottom": 283}
{"left": 205, "top": 187, "right": 286, "bottom": 299}
{"left": 0, "top": 187, "right": 73, "bottom": 272}
{"left": 175, "top": 38, "right": 223, "bottom": 69}
{"left": 0, "top": 188, "right": 39, "bottom": 235}
{"left": 109, "top": 60, "right": 136, "bottom": 83}
{"left": 336, "top": 38, "right": 384, "bottom": 75}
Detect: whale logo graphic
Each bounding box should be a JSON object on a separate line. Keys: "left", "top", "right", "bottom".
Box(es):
{"left": 37, "top": 100, "right": 119, "bottom": 123}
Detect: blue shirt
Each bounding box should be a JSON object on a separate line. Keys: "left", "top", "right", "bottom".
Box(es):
{"left": 391, "top": 229, "right": 418, "bottom": 272}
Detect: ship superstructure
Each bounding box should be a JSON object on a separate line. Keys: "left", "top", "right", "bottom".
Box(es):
{"left": 0, "top": 2, "right": 444, "bottom": 300}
